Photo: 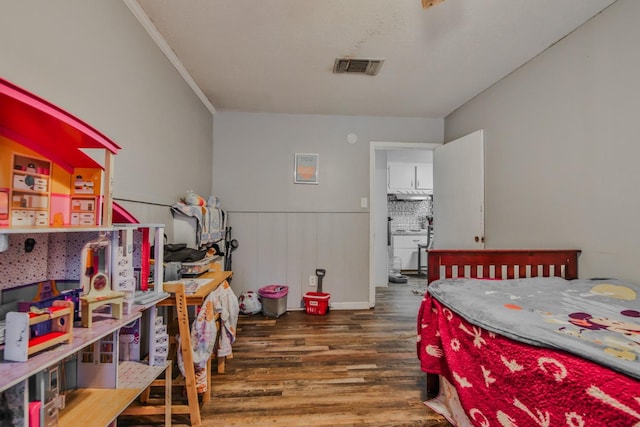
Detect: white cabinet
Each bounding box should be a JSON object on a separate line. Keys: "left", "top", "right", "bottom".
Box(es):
{"left": 388, "top": 162, "right": 415, "bottom": 190}
{"left": 392, "top": 234, "right": 429, "bottom": 270}
{"left": 388, "top": 162, "right": 433, "bottom": 192}
{"left": 415, "top": 163, "right": 433, "bottom": 190}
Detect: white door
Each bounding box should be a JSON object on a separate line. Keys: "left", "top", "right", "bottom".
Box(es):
{"left": 433, "top": 130, "right": 484, "bottom": 249}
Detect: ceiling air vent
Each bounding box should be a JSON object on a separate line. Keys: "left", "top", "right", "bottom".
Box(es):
{"left": 333, "top": 58, "right": 383, "bottom": 76}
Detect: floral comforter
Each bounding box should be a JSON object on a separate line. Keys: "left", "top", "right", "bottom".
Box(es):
{"left": 417, "top": 277, "right": 640, "bottom": 426}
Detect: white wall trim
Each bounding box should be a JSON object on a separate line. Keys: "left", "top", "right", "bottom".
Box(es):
{"left": 123, "top": 0, "right": 217, "bottom": 115}
{"left": 329, "top": 301, "right": 372, "bottom": 311}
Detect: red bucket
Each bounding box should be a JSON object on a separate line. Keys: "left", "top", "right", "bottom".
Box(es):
{"left": 303, "top": 292, "right": 330, "bottom": 315}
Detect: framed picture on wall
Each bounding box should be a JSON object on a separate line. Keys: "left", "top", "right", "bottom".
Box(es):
{"left": 294, "top": 153, "right": 319, "bottom": 184}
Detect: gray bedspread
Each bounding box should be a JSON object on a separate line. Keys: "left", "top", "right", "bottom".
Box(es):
{"left": 427, "top": 277, "right": 640, "bottom": 379}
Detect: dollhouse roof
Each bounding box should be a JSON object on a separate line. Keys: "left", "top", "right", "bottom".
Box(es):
{"left": 113, "top": 203, "right": 139, "bottom": 224}
{"left": 0, "top": 78, "right": 120, "bottom": 173}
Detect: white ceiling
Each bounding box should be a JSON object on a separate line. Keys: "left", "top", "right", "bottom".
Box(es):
{"left": 133, "top": 0, "right": 616, "bottom": 118}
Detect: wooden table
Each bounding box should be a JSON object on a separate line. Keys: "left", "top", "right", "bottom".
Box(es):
{"left": 155, "top": 270, "right": 233, "bottom": 426}
{"left": 159, "top": 270, "right": 234, "bottom": 375}
{"left": 161, "top": 270, "right": 233, "bottom": 308}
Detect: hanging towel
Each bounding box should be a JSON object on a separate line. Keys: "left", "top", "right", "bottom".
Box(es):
{"left": 176, "top": 290, "right": 218, "bottom": 393}
{"left": 176, "top": 280, "right": 238, "bottom": 393}
{"left": 212, "top": 280, "right": 239, "bottom": 357}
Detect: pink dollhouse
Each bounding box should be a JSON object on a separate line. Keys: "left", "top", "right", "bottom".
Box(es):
{"left": 0, "top": 77, "right": 120, "bottom": 228}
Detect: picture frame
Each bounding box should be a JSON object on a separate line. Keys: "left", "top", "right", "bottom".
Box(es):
{"left": 294, "top": 153, "right": 319, "bottom": 184}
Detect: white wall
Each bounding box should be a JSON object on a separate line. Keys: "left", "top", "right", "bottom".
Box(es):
{"left": 213, "top": 112, "right": 442, "bottom": 307}
{"left": 0, "top": 1, "right": 213, "bottom": 227}
{"left": 445, "top": 0, "right": 640, "bottom": 281}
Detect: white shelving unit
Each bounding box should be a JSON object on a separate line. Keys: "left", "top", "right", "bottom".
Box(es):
{"left": 0, "top": 224, "right": 169, "bottom": 427}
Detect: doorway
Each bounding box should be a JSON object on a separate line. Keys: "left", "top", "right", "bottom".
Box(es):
{"left": 368, "top": 141, "right": 440, "bottom": 307}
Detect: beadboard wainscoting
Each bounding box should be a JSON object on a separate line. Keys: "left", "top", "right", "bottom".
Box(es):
{"left": 227, "top": 211, "right": 370, "bottom": 310}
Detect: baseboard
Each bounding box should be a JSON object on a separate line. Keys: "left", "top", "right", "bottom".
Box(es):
{"left": 329, "top": 301, "right": 372, "bottom": 310}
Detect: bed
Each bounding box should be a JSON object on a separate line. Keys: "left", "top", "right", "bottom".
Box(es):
{"left": 417, "top": 249, "right": 640, "bottom": 426}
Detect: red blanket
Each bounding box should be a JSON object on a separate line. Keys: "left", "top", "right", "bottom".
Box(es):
{"left": 417, "top": 293, "right": 640, "bottom": 426}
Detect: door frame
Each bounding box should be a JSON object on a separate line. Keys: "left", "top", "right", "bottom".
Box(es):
{"left": 368, "top": 141, "right": 441, "bottom": 307}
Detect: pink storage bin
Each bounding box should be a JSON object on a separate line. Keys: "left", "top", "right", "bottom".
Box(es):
{"left": 258, "top": 284, "right": 288, "bottom": 318}
{"left": 258, "top": 284, "right": 288, "bottom": 299}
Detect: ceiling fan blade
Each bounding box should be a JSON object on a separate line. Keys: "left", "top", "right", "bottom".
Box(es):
{"left": 422, "top": 0, "right": 445, "bottom": 8}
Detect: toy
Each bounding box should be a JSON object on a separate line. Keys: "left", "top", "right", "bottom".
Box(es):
{"left": 238, "top": 290, "right": 261, "bottom": 315}
{"left": 79, "top": 234, "right": 124, "bottom": 327}
{"left": 185, "top": 190, "right": 205, "bottom": 206}
{"left": 4, "top": 300, "right": 74, "bottom": 362}
{"left": 17, "top": 280, "right": 82, "bottom": 323}
{"left": 207, "top": 195, "right": 220, "bottom": 208}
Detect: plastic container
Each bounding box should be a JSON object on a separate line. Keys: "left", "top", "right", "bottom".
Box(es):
{"left": 181, "top": 258, "right": 211, "bottom": 277}
{"left": 303, "top": 292, "right": 330, "bottom": 315}
{"left": 258, "top": 285, "right": 289, "bottom": 318}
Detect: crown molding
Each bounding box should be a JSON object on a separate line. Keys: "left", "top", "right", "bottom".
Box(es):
{"left": 122, "top": 0, "right": 216, "bottom": 115}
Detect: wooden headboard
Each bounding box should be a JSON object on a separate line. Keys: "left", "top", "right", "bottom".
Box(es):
{"left": 427, "top": 249, "right": 581, "bottom": 284}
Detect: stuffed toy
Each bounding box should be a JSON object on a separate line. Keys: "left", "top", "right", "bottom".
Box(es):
{"left": 238, "top": 291, "right": 262, "bottom": 315}
{"left": 185, "top": 190, "right": 206, "bottom": 206}
{"left": 207, "top": 195, "right": 220, "bottom": 208}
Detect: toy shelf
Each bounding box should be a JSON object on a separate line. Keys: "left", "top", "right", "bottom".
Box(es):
{"left": 0, "top": 225, "right": 116, "bottom": 235}
{"left": 0, "top": 223, "right": 165, "bottom": 235}
{"left": 0, "top": 307, "right": 143, "bottom": 394}
{"left": 0, "top": 301, "right": 171, "bottom": 426}
{"left": 59, "top": 360, "right": 170, "bottom": 427}
{"left": 0, "top": 78, "right": 176, "bottom": 426}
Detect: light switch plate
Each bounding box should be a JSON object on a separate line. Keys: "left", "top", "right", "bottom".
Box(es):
{"left": 360, "top": 197, "right": 368, "bottom": 208}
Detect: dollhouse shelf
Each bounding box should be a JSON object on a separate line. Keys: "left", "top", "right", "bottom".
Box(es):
{"left": 0, "top": 223, "right": 165, "bottom": 235}
{"left": 0, "top": 225, "right": 115, "bottom": 235}
{"left": 0, "top": 307, "right": 143, "bottom": 393}
{"left": 59, "top": 361, "right": 171, "bottom": 427}
{"left": 0, "top": 302, "right": 171, "bottom": 426}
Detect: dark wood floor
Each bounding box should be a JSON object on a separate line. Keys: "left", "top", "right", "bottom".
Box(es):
{"left": 121, "top": 280, "right": 451, "bottom": 426}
